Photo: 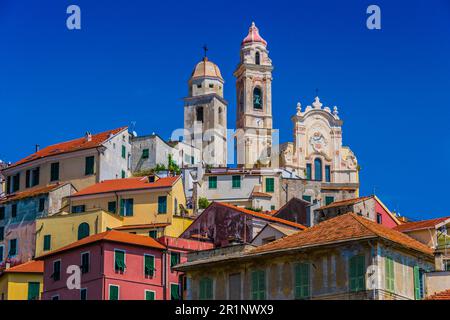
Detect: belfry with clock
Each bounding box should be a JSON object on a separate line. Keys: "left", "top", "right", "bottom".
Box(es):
{"left": 234, "top": 22, "right": 274, "bottom": 168}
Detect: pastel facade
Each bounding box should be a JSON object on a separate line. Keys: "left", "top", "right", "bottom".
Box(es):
{"left": 0, "top": 260, "right": 43, "bottom": 300}
{"left": 176, "top": 213, "right": 435, "bottom": 300}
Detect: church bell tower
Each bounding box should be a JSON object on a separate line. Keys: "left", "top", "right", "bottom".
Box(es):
{"left": 234, "top": 22, "right": 273, "bottom": 168}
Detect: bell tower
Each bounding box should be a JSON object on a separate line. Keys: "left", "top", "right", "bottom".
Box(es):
{"left": 234, "top": 22, "right": 273, "bottom": 168}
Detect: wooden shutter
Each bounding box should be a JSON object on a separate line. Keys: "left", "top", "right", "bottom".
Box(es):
{"left": 43, "top": 235, "right": 51, "bottom": 251}
{"left": 265, "top": 178, "right": 274, "bottom": 192}
{"left": 414, "top": 266, "right": 421, "bottom": 300}
{"left": 27, "top": 282, "right": 40, "bottom": 300}
{"left": 158, "top": 196, "right": 167, "bottom": 214}
{"left": 120, "top": 199, "right": 125, "bottom": 216}
{"left": 115, "top": 250, "right": 125, "bottom": 272}
{"left": 295, "top": 263, "right": 310, "bottom": 299}
{"left": 109, "top": 285, "right": 119, "bottom": 300}
{"left": 145, "top": 291, "right": 155, "bottom": 300}
{"left": 144, "top": 255, "right": 155, "bottom": 277}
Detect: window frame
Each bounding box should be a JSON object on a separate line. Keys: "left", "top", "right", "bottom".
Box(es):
{"left": 170, "top": 252, "right": 181, "bottom": 268}
{"left": 27, "top": 282, "right": 41, "bottom": 300}
{"left": 142, "top": 148, "right": 149, "bottom": 159}
{"left": 385, "top": 256, "right": 395, "bottom": 292}
{"left": 145, "top": 290, "right": 156, "bottom": 300}
{"left": 81, "top": 251, "right": 90, "bottom": 274}
{"left": 232, "top": 175, "right": 241, "bottom": 189}
{"left": 349, "top": 254, "right": 366, "bottom": 292}
{"left": 109, "top": 284, "right": 120, "bottom": 300}
{"left": 199, "top": 277, "right": 214, "bottom": 300}
{"left": 50, "top": 162, "right": 60, "bottom": 182}
{"left": 43, "top": 234, "right": 51, "bottom": 251}
{"left": 80, "top": 288, "right": 88, "bottom": 301}
{"left": 265, "top": 177, "right": 275, "bottom": 193}
{"left": 208, "top": 176, "right": 217, "bottom": 189}
{"left": 52, "top": 259, "right": 61, "bottom": 281}
{"left": 114, "top": 249, "right": 126, "bottom": 273}
{"left": 8, "top": 238, "right": 18, "bottom": 257}
{"left": 170, "top": 283, "right": 180, "bottom": 300}
{"left": 120, "top": 198, "right": 134, "bottom": 216}
{"left": 294, "top": 263, "right": 310, "bottom": 299}
{"left": 144, "top": 254, "right": 155, "bottom": 278}
{"left": 85, "top": 156, "right": 95, "bottom": 176}
{"left": 157, "top": 196, "right": 167, "bottom": 214}
{"left": 251, "top": 269, "right": 266, "bottom": 300}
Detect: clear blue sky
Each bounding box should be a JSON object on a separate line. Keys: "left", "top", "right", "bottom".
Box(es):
{"left": 1, "top": 0, "right": 449, "bottom": 220}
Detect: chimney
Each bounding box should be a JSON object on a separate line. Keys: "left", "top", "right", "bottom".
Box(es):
{"left": 35, "top": 144, "right": 40, "bottom": 152}
{"left": 85, "top": 132, "right": 92, "bottom": 142}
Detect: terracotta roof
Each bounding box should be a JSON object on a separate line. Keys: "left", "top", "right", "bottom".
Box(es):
{"left": 36, "top": 230, "right": 166, "bottom": 259}
{"left": 216, "top": 202, "right": 306, "bottom": 230}
{"left": 191, "top": 57, "right": 223, "bottom": 81}
{"left": 7, "top": 127, "right": 126, "bottom": 169}
{"left": 242, "top": 22, "right": 267, "bottom": 46}
{"left": 0, "top": 184, "right": 62, "bottom": 204}
{"left": 251, "top": 213, "right": 433, "bottom": 256}
{"left": 71, "top": 176, "right": 179, "bottom": 197}
{"left": 393, "top": 216, "right": 450, "bottom": 233}
{"left": 317, "top": 196, "right": 373, "bottom": 210}
{"left": 114, "top": 223, "right": 170, "bottom": 231}
{"left": 3, "top": 260, "right": 43, "bottom": 274}
{"left": 426, "top": 289, "right": 450, "bottom": 300}
{"left": 251, "top": 191, "right": 272, "bottom": 198}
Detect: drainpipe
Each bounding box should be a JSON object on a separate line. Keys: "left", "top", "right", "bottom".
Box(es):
{"left": 368, "top": 240, "right": 378, "bottom": 300}
{"left": 162, "top": 250, "right": 167, "bottom": 300}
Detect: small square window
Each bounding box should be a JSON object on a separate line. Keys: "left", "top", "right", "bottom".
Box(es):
{"left": 142, "top": 149, "right": 149, "bottom": 159}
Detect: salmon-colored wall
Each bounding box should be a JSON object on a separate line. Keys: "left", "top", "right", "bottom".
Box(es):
{"left": 375, "top": 201, "right": 397, "bottom": 228}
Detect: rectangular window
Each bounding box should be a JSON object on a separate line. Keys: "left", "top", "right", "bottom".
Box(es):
{"left": 228, "top": 273, "right": 241, "bottom": 300}
{"left": 349, "top": 255, "right": 366, "bottom": 292}
{"left": 0, "top": 207, "right": 4, "bottom": 220}
{"left": 306, "top": 164, "right": 312, "bottom": 180}
{"left": 51, "top": 295, "right": 59, "bottom": 300}
{"left": 144, "top": 254, "right": 155, "bottom": 278}
{"left": 121, "top": 145, "right": 126, "bottom": 159}
{"left": 114, "top": 250, "right": 126, "bottom": 273}
{"left": 325, "top": 196, "right": 334, "bottom": 206}
{"left": 81, "top": 252, "right": 90, "bottom": 274}
{"left": 108, "top": 201, "right": 117, "bottom": 213}
{"left": 199, "top": 277, "right": 213, "bottom": 300}
{"left": 27, "top": 282, "right": 40, "bottom": 300}
{"left": 11, "top": 204, "right": 17, "bottom": 218}
{"left": 38, "top": 198, "right": 45, "bottom": 212}
{"left": 302, "top": 195, "right": 312, "bottom": 203}
{"left": 0, "top": 227, "right": 4, "bottom": 241}
{"left": 43, "top": 235, "right": 51, "bottom": 251}
{"left": 26, "top": 170, "right": 31, "bottom": 188}
{"left": 149, "top": 230, "right": 157, "bottom": 239}
{"left": 265, "top": 178, "right": 274, "bottom": 193}
{"left": 376, "top": 213, "right": 383, "bottom": 224}
{"left": 9, "top": 239, "right": 17, "bottom": 257}
{"left": 0, "top": 245, "right": 4, "bottom": 263}
{"left": 109, "top": 285, "right": 119, "bottom": 300}
{"left": 120, "top": 199, "right": 133, "bottom": 216}
{"left": 50, "top": 162, "right": 60, "bottom": 181}
{"left": 295, "top": 263, "right": 310, "bottom": 299}
{"left": 208, "top": 176, "right": 217, "bottom": 189}
{"left": 251, "top": 270, "right": 266, "bottom": 300}
{"left": 52, "top": 260, "right": 61, "bottom": 281}
{"left": 414, "top": 266, "right": 424, "bottom": 300}
{"left": 6, "top": 176, "right": 11, "bottom": 194}
{"left": 157, "top": 196, "right": 167, "bottom": 214}
{"left": 31, "top": 168, "right": 40, "bottom": 187}
{"left": 232, "top": 175, "right": 241, "bottom": 189}
{"left": 85, "top": 156, "right": 95, "bottom": 175}
{"left": 12, "top": 173, "right": 20, "bottom": 192}
{"left": 325, "top": 165, "right": 331, "bottom": 182}
{"left": 145, "top": 290, "right": 155, "bottom": 300}
{"left": 170, "top": 284, "right": 180, "bottom": 300}
{"left": 80, "top": 288, "right": 87, "bottom": 301}
{"left": 121, "top": 170, "right": 126, "bottom": 179}
{"left": 170, "top": 252, "right": 180, "bottom": 268}
{"left": 142, "top": 149, "right": 149, "bottom": 159}
{"left": 71, "top": 205, "right": 85, "bottom": 214}
{"left": 385, "top": 256, "right": 395, "bottom": 292}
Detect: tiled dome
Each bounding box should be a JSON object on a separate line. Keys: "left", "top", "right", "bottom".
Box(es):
{"left": 241, "top": 22, "right": 267, "bottom": 46}
{"left": 190, "top": 57, "right": 223, "bottom": 81}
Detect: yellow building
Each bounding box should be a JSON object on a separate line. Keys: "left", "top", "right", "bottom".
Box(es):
{"left": 35, "top": 175, "right": 193, "bottom": 257}
{"left": 0, "top": 260, "right": 43, "bottom": 300}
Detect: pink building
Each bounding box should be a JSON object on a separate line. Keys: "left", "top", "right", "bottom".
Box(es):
{"left": 37, "top": 230, "right": 212, "bottom": 300}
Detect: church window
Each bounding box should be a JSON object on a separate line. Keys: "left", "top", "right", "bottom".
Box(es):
{"left": 196, "top": 107, "right": 204, "bottom": 122}
{"left": 325, "top": 165, "right": 331, "bottom": 182}
{"left": 253, "top": 87, "right": 262, "bottom": 110}
{"left": 314, "top": 158, "right": 322, "bottom": 181}
{"left": 306, "top": 164, "right": 312, "bottom": 180}
{"left": 255, "top": 52, "right": 260, "bottom": 65}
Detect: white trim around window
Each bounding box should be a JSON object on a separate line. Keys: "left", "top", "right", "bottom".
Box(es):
{"left": 143, "top": 253, "right": 155, "bottom": 277}
{"left": 113, "top": 248, "right": 126, "bottom": 272}
{"left": 109, "top": 284, "right": 120, "bottom": 300}
{"left": 144, "top": 289, "right": 156, "bottom": 300}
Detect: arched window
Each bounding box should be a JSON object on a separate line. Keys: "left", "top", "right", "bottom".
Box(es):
{"left": 255, "top": 52, "right": 260, "bottom": 65}
{"left": 78, "top": 222, "right": 90, "bottom": 240}
{"left": 253, "top": 87, "right": 263, "bottom": 110}
{"left": 314, "top": 158, "right": 323, "bottom": 181}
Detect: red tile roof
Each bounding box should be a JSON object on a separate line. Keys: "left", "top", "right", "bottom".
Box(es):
{"left": 216, "top": 202, "right": 306, "bottom": 230}
{"left": 0, "top": 183, "right": 62, "bottom": 204}
{"left": 3, "top": 260, "right": 44, "bottom": 274}
{"left": 317, "top": 196, "right": 373, "bottom": 210}
{"left": 7, "top": 127, "right": 126, "bottom": 169}
{"left": 393, "top": 217, "right": 450, "bottom": 233}
{"left": 251, "top": 191, "right": 272, "bottom": 198}
{"left": 36, "top": 230, "right": 166, "bottom": 259}
{"left": 71, "top": 176, "right": 179, "bottom": 197}
{"left": 251, "top": 213, "right": 433, "bottom": 256}
{"left": 114, "top": 223, "right": 170, "bottom": 231}
{"left": 426, "top": 289, "right": 450, "bottom": 300}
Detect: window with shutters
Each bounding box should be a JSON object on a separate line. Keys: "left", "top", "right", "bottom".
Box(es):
{"left": 32, "top": 168, "right": 40, "bottom": 187}
{"left": 81, "top": 252, "right": 90, "bottom": 274}
{"left": 85, "top": 156, "right": 95, "bottom": 175}
{"left": 121, "top": 145, "right": 126, "bottom": 159}
{"left": 144, "top": 254, "right": 155, "bottom": 278}
{"left": 314, "top": 158, "right": 322, "bottom": 181}
{"left": 52, "top": 260, "right": 61, "bottom": 281}
{"left": 120, "top": 199, "right": 134, "bottom": 216}
{"left": 251, "top": 270, "right": 266, "bottom": 300}
{"left": 109, "top": 285, "right": 119, "bottom": 300}
{"left": 170, "top": 283, "right": 180, "bottom": 300}
{"left": 208, "top": 176, "right": 217, "bottom": 189}
{"left": 26, "top": 170, "right": 31, "bottom": 188}
{"left": 232, "top": 175, "right": 241, "bottom": 189}
{"left": 325, "top": 165, "right": 331, "bottom": 182}
{"left": 9, "top": 239, "right": 17, "bottom": 257}
{"left": 228, "top": 273, "right": 241, "bottom": 300}
{"left": 108, "top": 201, "right": 116, "bottom": 213}
{"left": 50, "top": 162, "right": 60, "bottom": 181}
{"left": 294, "top": 263, "right": 310, "bottom": 299}
{"left": 349, "top": 255, "right": 366, "bottom": 292}
{"left": 158, "top": 196, "right": 167, "bottom": 214}
{"left": 306, "top": 164, "right": 312, "bottom": 180}
{"left": 145, "top": 290, "right": 155, "bottom": 300}
{"left": 43, "top": 235, "right": 51, "bottom": 251}
{"left": 27, "top": 282, "right": 40, "bottom": 300}
{"left": 77, "top": 223, "right": 90, "bottom": 240}
{"left": 114, "top": 250, "right": 126, "bottom": 273}
{"left": 265, "top": 178, "right": 274, "bottom": 193}
{"left": 199, "top": 277, "right": 213, "bottom": 300}
{"left": 121, "top": 170, "right": 126, "bottom": 179}
{"left": 385, "top": 256, "right": 395, "bottom": 292}
{"left": 12, "top": 173, "right": 20, "bottom": 192}
{"left": 142, "top": 149, "right": 149, "bottom": 159}
{"left": 302, "top": 195, "right": 312, "bottom": 203}
{"left": 414, "top": 266, "right": 425, "bottom": 300}
{"left": 325, "top": 196, "right": 334, "bottom": 206}
{"left": 170, "top": 252, "right": 180, "bottom": 268}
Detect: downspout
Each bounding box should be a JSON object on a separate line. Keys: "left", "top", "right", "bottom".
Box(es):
{"left": 367, "top": 240, "right": 378, "bottom": 300}
{"left": 162, "top": 250, "right": 167, "bottom": 300}
{"left": 96, "top": 147, "right": 102, "bottom": 183}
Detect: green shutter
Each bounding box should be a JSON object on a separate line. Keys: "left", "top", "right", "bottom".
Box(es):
{"left": 171, "top": 284, "right": 180, "bottom": 300}
{"left": 232, "top": 176, "right": 241, "bottom": 188}
{"left": 109, "top": 285, "right": 119, "bottom": 300}
{"left": 27, "top": 282, "right": 40, "bottom": 300}
{"left": 199, "top": 277, "right": 213, "bottom": 300}
{"left": 145, "top": 291, "right": 155, "bottom": 300}
{"left": 325, "top": 196, "right": 334, "bottom": 206}
{"left": 108, "top": 201, "right": 116, "bottom": 213}
{"left": 142, "top": 149, "right": 149, "bottom": 159}
{"left": 349, "top": 255, "right": 365, "bottom": 292}
{"left": 295, "top": 263, "right": 310, "bottom": 299}
{"left": 170, "top": 252, "right": 180, "bottom": 267}
{"left": 385, "top": 256, "right": 395, "bottom": 292}
{"left": 265, "top": 178, "right": 274, "bottom": 193}
{"left": 414, "top": 266, "right": 421, "bottom": 300}
{"left": 149, "top": 230, "right": 157, "bottom": 239}
{"left": 120, "top": 199, "right": 125, "bottom": 216}
{"left": 43, "top": 235, "right": 51, "bottom": 251}
{"left": 122, "top": 145, "right": 126, "bottom": 159}
{"left": 50, "top": 163, "right": 59, "bottom": 181}
{"left": 302, "top": 195, "right": 312, "bottom": 203}
{"left": 115, "top": 250, "right": 125, "bottom": 272}
{"left": 158, "top": 196, "right": 167, "bottom": 214}
{"left": 145, "top": 255, "right": 155, "bottom": 277}
{"left": 251, "top": 270, "right": 266, "bottom": 300}
{"left": 208, "top": 176, "right": 217, "bottom": 189}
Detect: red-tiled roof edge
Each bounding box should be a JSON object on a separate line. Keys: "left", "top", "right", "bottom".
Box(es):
{"left": 426, "top": 289, "right": 450, "bottom": 300}
{"left": 393, "top": 216, "right": 450, "bottom": 232}
{"left": 2, "top": 260, "right": 44, "bottom": 274}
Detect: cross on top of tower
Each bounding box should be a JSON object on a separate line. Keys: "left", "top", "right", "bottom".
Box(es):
{"left": 203, "top": 44, "right": 208, "bottom": 60}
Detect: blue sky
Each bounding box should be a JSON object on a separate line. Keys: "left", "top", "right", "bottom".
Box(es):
{"left": 1, "top": 0, "right": 449, "bottom": 220}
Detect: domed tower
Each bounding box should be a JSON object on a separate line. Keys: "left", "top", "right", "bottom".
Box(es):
{"left": 234, "top": 22, "right": 273, "bottom": 168}
{"left": 184, "top": 56, "right": 228, "bottom": 167}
